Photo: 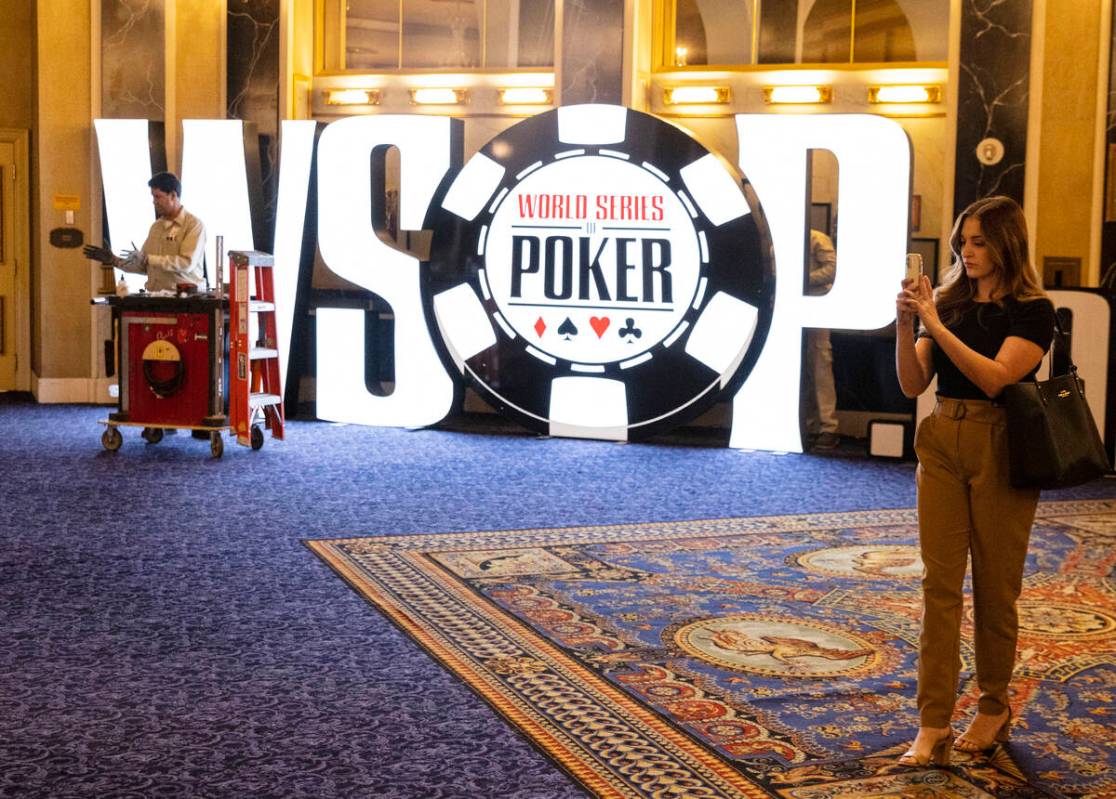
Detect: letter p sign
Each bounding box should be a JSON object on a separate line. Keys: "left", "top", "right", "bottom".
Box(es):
{"left": 730, "top": 114, "right": 911, "bottom": 452}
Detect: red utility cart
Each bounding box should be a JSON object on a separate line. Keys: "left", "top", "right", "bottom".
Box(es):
{"left": 97, "top": 251, "right": 284, "bottom": 457}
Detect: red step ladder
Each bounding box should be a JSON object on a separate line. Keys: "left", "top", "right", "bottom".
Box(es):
{"left": 228, "top": 250, "right": 285, "bottom": 450}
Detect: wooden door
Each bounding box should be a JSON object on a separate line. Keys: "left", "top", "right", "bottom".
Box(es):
{"left": 0, "top": 139, "right": 17, "bottom": 388}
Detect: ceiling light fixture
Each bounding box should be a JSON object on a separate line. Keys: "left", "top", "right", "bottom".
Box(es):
{"left": 763, "top": 86, "right": 832, "bottom": 105}
{"left": 325, "top": 88, "right": 382, "bottom": 106}
{"left": 411, "top": 88, "right": 468, "bottom": 105}
{"left": 664, "top": 86, "right": 731, "bottom": 105}
{"left": 868, "top": 85, "right": 943, "bottom": 104}
{"left": 497, "top": 87, "right": 552, "bottom": 105}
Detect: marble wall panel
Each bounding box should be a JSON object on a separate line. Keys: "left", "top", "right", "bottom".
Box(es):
{"left": 228, "top": 0, "right": 280, "bottom": 249}
{"left": 101, "top": 0, "right": 165, "bottom": 120}
{"left": 560, "top": 0, "right": 624, "bottom": 104}
{"left": 952, "top": 0, "right": 1032, "bottom": 220}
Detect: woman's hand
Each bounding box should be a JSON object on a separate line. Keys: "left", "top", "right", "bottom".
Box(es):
{"left": 897, "top": 277, "right": 915, "bottom": 321}
{"left": 898, "top": 275, "right": 940, "bottom": 333}
{"left": 896, "top": 277, "right": 919, "bottom": 326}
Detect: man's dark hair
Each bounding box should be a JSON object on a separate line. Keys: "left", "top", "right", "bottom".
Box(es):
{"left": 148, "top": 171, "right": 182, "bottom": 197}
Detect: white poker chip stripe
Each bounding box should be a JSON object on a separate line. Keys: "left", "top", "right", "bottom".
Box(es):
{"left": 491, "top": 310, "right": 517, "bottom": 340}
{"left": 662, "top": 320, "right": 690, "bottom": 349}
{"left": 548, "top": 376, "right": 629, "bottom": 441}
{"left": 487, "top": 187, "right": 510, "bottom": 214}
{"left": 680, "top": 154, "right": 751, "bottom": 226}
{"left": 619, "top": 352, "right": 653, "bottom": 370}
{"left": 477, "top": 267, "right": 492, "bottom": 300}
{"left": 433, "top": 283, "right": 498, "bottom": 370}
{"left": 516, "top": 161, "right": 543, "bottom": 180}
{"left": 684, "top": 291, "right": 759, "bottom": 377}
{"left": 442, "top": 153, "right": 505, "bottom": 221}
{"left": 692, "top": 276, "right": 709, "bottom": 309}
{"left": 526, "top": 345, "right": 557, "bottom": 365}
{"left": 676, "top": 189, "right": 699, "bottom": 218}
{"left": 641, "top": 162, "right": 670, "bottom": 182}
{"left": 557, "top": 104, "right": 628, "bottom": 145}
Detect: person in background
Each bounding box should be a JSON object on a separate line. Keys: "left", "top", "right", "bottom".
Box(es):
{"left": 803, "top": 228, "right": 840, "bottom": 450}
{"left": 894, "top": 195, "right": 1054, "bottom": 767}
{"left": 83, "top": 171, "right": 207, "bottom": 292}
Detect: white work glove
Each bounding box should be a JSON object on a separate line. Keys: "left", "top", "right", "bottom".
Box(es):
{"left": 122, "top": 248, "right": 148, "bottom": 269}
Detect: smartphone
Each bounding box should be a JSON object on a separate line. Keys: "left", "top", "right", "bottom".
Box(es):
{"left": 905, "top": 253, "right": 923, "bottom": 284}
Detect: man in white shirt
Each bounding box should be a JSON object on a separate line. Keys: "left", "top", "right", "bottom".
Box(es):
{"left": 84, "top": 172, "right": 207, "bottom": 292}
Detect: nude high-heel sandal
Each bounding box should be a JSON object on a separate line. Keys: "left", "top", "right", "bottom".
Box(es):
{"left": 898, "top": 729, "right": 955, "bottom": 767}
{"left": 955, "top": 707, "right": 1012, "bottom": 754}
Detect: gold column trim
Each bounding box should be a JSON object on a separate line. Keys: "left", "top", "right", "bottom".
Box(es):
{"left": 751, "top": 0, "right": 760, "bottom": 65}
{"left": 849, "top": 0, "right": 857, "bottom": 63}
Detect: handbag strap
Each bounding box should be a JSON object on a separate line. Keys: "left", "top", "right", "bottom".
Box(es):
{"left": 1050, "top": 311, "right": 1080, "bottom": 377}
{"left": 1034, "top": 311, "right": 1087, "bottom": 401}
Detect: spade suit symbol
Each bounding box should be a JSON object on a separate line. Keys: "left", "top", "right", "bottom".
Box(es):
{"left": 557, "top": 317, "right": 578, "bottom": 340}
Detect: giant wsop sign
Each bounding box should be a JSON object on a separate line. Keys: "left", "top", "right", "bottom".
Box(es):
{"left": 95, "top": 105, "right": 917, "bottom": 451}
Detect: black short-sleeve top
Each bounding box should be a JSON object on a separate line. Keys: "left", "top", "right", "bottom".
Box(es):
{"left": 918, "top": 296, "right": 1055, "bottom": 399}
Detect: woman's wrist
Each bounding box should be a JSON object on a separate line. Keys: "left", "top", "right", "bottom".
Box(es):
{"left": 920, "top": 317, "right": 944, "bottom": 339}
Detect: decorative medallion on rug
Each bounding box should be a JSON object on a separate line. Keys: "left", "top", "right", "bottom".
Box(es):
{"left": 307, "top": 500, "right": 1116, "bottom": 798}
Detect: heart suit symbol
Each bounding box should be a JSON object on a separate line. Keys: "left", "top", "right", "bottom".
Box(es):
{"left": 589, "top": 316, "right": 610, "bottom": 338}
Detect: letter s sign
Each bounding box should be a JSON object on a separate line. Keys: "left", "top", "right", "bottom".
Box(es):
{"left": 315, "top": 115, "right": 463, "bottom": 428}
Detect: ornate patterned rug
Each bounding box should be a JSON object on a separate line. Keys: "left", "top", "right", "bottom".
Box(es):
{"left": 308, "top": 499, "right": 1116, "bottom": 799}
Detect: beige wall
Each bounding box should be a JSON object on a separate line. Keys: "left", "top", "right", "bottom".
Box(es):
{"left": 1033, "top": 0, "right": 1102, "bottom": 286}
{"left": 26, "top": 0, "right": 227, "bottom": 389}
{"left": 34, "top": 0, "right": 92, "bottom": 379}
{"left": 0, "top": 0, "right": 35, "bottom": 130}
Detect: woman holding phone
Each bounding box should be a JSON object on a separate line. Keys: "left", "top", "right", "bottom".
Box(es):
{"left": 894, "top": 195, "right": 1054, "bottom": 766}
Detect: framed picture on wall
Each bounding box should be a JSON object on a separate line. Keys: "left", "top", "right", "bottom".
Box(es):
{"left": 810, "top": 202, "right": 832, "bottom": 237}
{"left": 909, "top": 237, "right": 941, "bottom": 284}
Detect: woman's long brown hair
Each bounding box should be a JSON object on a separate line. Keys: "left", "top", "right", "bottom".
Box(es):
{"left": 936, "top": 195, "right": 1046, "bottom": 327}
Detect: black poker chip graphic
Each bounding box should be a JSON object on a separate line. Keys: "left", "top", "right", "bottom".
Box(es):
{"left": 422, "top": 104, "right": 775, "bottom": 440}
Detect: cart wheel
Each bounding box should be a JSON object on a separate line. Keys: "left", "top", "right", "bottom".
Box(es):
{"left": 141, "top": 427, "right": 164, "bottom": 444}
{"left": 210, "top": 431, "right": 224, "bottom": 458}
{"left": 250, "top": 424, "right": 265, "bottom": 451}
{"left": 101, "top": 426, "right": 123, "bottom": 452}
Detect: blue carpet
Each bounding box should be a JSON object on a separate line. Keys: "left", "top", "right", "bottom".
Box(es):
{"left": 1, "top": 396, "right": 1113, "bottom": 798}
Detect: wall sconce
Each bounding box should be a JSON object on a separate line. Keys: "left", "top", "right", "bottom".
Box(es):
{"left": 410, "top": 88, "right": 468, "bottom": 105}
{"left": 868, "top": 85, "right": 943, "bottom": 104}
{"left": 675, "top": 46, "right": 688, "bottom": 67}
{"left": 498, "top": 87, "right": 553, "bottom": 105}
{"left": 664, "top": 86, "right": 731, "bottom": 105}
{"left": 324, "top": 88, "right": 382, "bottom": 106}
{"left": 763, "top": 86, "right": 831, "bottom": 105}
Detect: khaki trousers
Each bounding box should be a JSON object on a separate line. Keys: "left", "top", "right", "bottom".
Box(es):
{"left": 913, "top": 397, "right": 1039, "bottom": 726}
{"left": 803, "top": 329, "right": 838, "bottom": 435}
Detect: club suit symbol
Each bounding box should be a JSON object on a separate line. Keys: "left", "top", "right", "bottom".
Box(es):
{"left": 618, "top": 318, "right": 642, "bottom": 342}
{"left": 557, "top": 317, "right": 578, "bottom": 340}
